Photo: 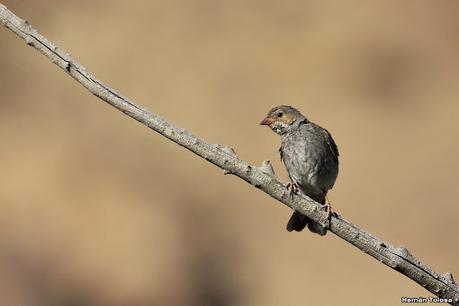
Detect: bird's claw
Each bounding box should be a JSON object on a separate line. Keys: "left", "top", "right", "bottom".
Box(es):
{"left": 286, "top": 182, "right": 299, "bottom": 199}
{"left": 321, "top": 202, "right": 339, "bottom": 219}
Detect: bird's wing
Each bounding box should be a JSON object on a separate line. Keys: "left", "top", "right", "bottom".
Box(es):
{"left": 322, "top": 128, "right": 339, "bottom": 165}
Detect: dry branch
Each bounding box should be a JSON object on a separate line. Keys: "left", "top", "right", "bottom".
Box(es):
{"left": 1, "top": 3, "right": 458, "bottom": 305}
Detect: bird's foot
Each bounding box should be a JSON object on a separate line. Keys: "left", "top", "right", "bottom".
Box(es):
{"left": 322, "top": 203, "right": 334, "bottom": 215}
{"left": 286, "top": 182, "right": 299, "bottom": 199}
{"left": 321, "top": 196, "right": 339, "bottom": 219}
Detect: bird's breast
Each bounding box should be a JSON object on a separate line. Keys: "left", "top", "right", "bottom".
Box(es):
{"left": 281, "top": 134, "right": 337, "bottom": 200}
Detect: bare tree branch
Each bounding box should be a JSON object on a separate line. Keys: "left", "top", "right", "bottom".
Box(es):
{"left": 1, "top": 3, "right": 458, "bottom": 305}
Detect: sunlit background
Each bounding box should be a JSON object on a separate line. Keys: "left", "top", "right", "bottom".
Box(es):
{"left": 1, "top": 1, "right": 458, "bottom": 305}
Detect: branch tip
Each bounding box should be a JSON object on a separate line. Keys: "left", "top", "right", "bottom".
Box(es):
{"left": 259, "top": 160, "right": 275, "bottom": 175}
{"left": 25, "top": 35, "right": 34, "bottom": 46}
{"left": 394, "top": 246, "right": 412, "bottom": 258}
{"left": 445, "top": 272, "right": 456, "bottom": 284}
{"left": 222, "top": 146, "right": 237, "bottom": 156}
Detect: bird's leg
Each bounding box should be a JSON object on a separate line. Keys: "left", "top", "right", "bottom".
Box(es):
{"left": 322, "top": 195, "right": 338, "bottom": 218}
{"left": 286, "top": 182, "right": 299, "bottom": 199}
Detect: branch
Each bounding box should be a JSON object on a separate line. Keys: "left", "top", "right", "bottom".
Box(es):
{"left": 1, "top": 3, "right": 458, "bottom": 305}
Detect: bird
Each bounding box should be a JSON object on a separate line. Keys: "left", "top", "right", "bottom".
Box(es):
{"left": 260, "top": 105, "right": 339, "bottom": 235}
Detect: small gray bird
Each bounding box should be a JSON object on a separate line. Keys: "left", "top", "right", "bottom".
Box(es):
{"left": 260, "top": 105, "right": 339, "bottom": 235}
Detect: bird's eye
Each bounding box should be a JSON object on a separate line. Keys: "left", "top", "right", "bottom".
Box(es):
{"left": 277, "top": 112, "right": 283, "bottom": 117}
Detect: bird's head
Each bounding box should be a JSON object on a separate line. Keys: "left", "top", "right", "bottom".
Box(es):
{"left": 260, "top": 105, "right": 306, "bottom": 135}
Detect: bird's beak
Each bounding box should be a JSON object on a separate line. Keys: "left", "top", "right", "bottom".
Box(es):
{"left": 260, "top": 117, "right": 274, "bottom": 126}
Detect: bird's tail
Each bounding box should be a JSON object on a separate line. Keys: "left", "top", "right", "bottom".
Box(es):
{"left": 286, "top": 210, "right": 308, "bottom": 232}
{"left": 286, "top": 199, "right": 327, "bottom": 236}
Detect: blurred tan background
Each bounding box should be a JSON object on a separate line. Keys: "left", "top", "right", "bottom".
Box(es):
{"left": 1, "top": 1, "right": 458, "bottom": 305}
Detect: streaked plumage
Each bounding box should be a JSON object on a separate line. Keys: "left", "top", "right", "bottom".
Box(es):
{"left": 261, "top": 105, "right": 339, "bottom": 235}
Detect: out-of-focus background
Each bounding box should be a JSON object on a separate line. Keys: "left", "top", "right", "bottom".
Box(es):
{"left": 1, "top": 1, "right": 458, "bottom": 305}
